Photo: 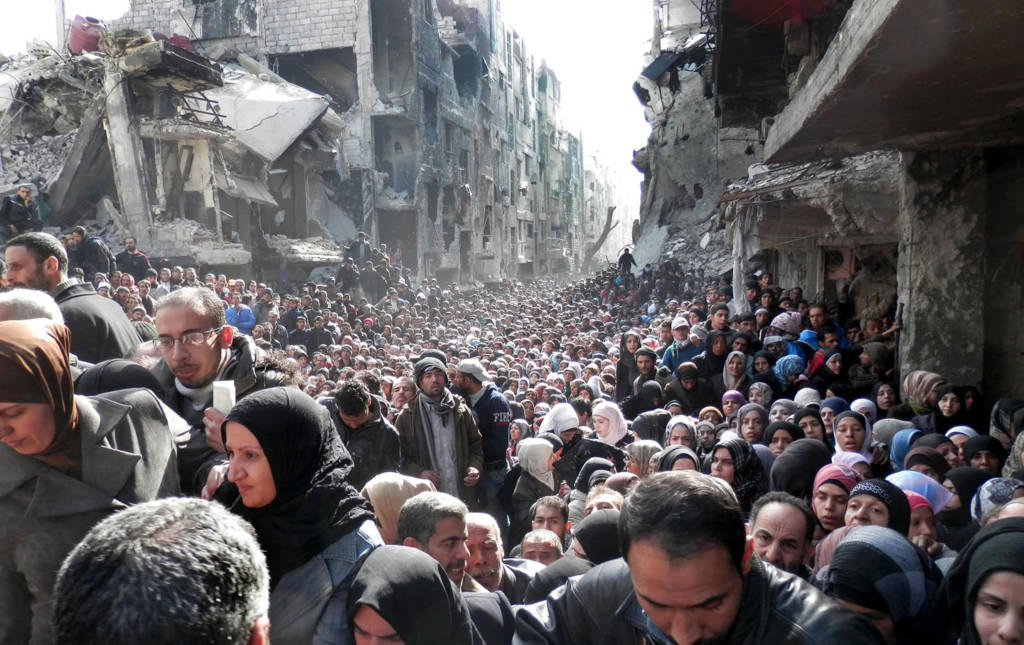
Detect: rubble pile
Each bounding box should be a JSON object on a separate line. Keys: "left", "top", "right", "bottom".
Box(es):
{"left": 0, "top": 132, "right": 76, "bottom": 187}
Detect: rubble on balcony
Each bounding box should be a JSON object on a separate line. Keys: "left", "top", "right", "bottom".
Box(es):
{"left": 264, "top": 234, "right": 344, "bottom": 264}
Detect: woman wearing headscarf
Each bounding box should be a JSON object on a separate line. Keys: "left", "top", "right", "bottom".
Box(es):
{"left": 903, "top": 446, "right": 951, "bottom": 482}
{"left": 819, "top": 397, "right": 849, "bottom": 437}
{"left": 812, "top": 464, "right": 862, "bottom": 536}
{"left": 0, "top": 320, "right": 181, "bottom": 644}
{"left": 568, "top": 457, "right": 615, "bottom": 525}
{"left": 770, "top": 438, "right": 831, "bottom": 501}
{"left": 808, "top": 349, "right": 846, "bottom": 397}
{"left": 939, "top": 467, "right": 994, "bottom": 551}
{"left": 913, "top": 433, "right": 962, "bottom": 470}
{"left": 570, "top": 508, "right": 622, "bottom": 564}
{"left": 970, "top": 477, "right": 1024, "bottom": 524}
{"left": 735, "top": 402, "right": 770, "bottom": 444}
{"left": 222, "top": 387, "right": 382, "bottom": 644}
{"left": 664, "top": 362, "right": 716, "bottom": 416}
{"left": 625, "top": 439, "right": 663, "bottom": 478}
{"left": 764, "top": 421, "right": 805, "bottom": 457}
{"left": 963, "top": 435, "right": 1008, "bottom": 476}
{"left": 935, "top": 518, "right": 1024, "bottom": 645}
{"left": 621, "top": 380, "right": 664, "bottom": 421}
{"left": 889, "top": 428, "right": 924, "bottom": 471}
{"left": 614, "top": 331, "right": 641, "bottom": 402}
{"left": 720, "top": 389, "right": 746, "bottom": 420}
{"left": 793, "top": 407, "right": 829, "bottom": 443}
{"left": 955, "top": 385, "right": 988, "bottom": 436}
{"left": 348, "top": 545, "right": 484, "bottom": 645}
{"left": 871, "top": 381, "right": 903, "bottom": 420}
{"left": 832, "top": 411, "right": 878, "bottom": 476}
{"left": 747, "top": 380, "right": 774, "bottom": 407}
{"left": 845, "top": 479, "right": 912, "bottom": 536}
{"left": 815, "top": 525, "right": 944, "bottom": 645}
{"left": 510, "top": 438, "right": 558, "bottom": 546}
{"left": 707, "top": 436, "right": 768, "bottom": 515}
{"left": 772, "top": 354, "right": 808, "bottom": 399}
{"left": 591, "top": 400, "right": 634, "bottom": 449}
{"left": 656, "top": 445, "right": 701, "bottom": 472}
{"left": 768, "top": 398, "right": 800, "bottom": 424}
{"left": 895, "top": 370, "right": 946, "bottom": 419}
{"left": 710, "top": 350, "right": 751, "bottom": 403}
{"left": 692, "top": 330, "right": 730, "bottom": 381}
{"left": 912, "top": 384, "right": 969, "bottom": 435}
{"left": 361, "top": 472, "right": 436, "bottom": 544}
{"left": 664, "top": 415, "right": 698, "bottom": 450}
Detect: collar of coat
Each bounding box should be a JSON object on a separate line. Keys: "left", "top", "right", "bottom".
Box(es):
{"left": 0, "top": 394, "right": 140, "bottom": 517}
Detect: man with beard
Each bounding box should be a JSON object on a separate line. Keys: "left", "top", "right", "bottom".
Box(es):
{"left": 114, "top": 237, "right": 152, "bottom": 283}
{"left": 398, "top": 491, "right": 486, "bottom": 592}
{"left": 151, "top": 287, "right": 292, "bottom": 495}
{"left": 396, "top": 357, "right": 483, "bottom": 503}
{"left": 515, "top": 472, "right": 879, "bottom": 644}
{"left": 4, "top": 232, "right": 140, "bottom": 363}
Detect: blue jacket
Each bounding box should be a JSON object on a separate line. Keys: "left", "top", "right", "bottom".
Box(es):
{"left": 225, "top": 304, "right": 256, "bottom": 334}
{"left": 269, "top": 519, "right": 382, "bottom": 645}
{"left": 659, "top": 342, "right": 700, "bottom": 375}
{"left": 470, "top": 383, "right": 512, "bottom": 463}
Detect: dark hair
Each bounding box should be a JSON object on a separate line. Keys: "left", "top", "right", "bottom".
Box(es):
{"left": 6, "top": 231, "right": 68, "bottom": 273}
{"left": 569, "top": 396, "right": 591, "bottom": 419}
{"left": 749, "top": 491, "right": 815, "bottom": 545}
{"left": 335, "top": 380, "right": 371, "bottom": 417}
{"left": 52, "top": 497, "right": 269, "bottom": 645}
{"left": 808, "top": 302, "right": 828, "bottom": 314}
{"left": 397, "top": 492, "right": 468, "bottom": 546}
{"left": 709, "top": 303, "right": 729, "bottom": 316}
{"left": 619, "top": 471, "right": 745, "bottom": 571}
{"left": 530, "top": 495, "right": 569, "bottom": 523}
{"left": 816, "top": 328, "right": 837, "bottom": 343}
{"left": 154, "top": 287, "right": 227, "bottom": 329}
{"left": 354, "top": 370, "right": 382, "bottom": 395}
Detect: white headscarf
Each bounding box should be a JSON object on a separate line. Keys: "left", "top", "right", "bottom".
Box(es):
{"left": 592, "top": 400, "right": 629, "bottom": 446}
{"left": 538, "top": 402, "right": 580, "bottom": 434}
{"left": 517, "top": 438, "right": 555, "bottom": 490}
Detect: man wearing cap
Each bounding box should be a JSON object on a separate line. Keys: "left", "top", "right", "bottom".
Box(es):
{"left": 396, "top": 357, "right": 484, "bottom": 503}
{"left": 453, "top": 358, "right": 512, "bottom": 526}
{"left": 659, "top": 316, "right": 700, "bottom": 375}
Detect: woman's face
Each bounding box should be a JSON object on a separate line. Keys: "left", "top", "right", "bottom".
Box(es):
{"left": 625, "top": 453, "right": 643, "bottom": 476}
{"left": 668, "top": 425, "right": 692, "bottom": 447}
{"left": 835, "top": 416, "right": 865, "bottom": 453}
{"left": 509, "top": 425, "right": 522, "bottom": 442}
{"left": 740, "top": 412, "right": 765, "bottom": 443}
{"left": 972, "top": 450, "right": 1002, "bottom": 475}
{"left": 769, "top": 405, "right": 789, "bottom": 424}
{"left": 908, "top": 506, "right": 936, "bottom": 541}
{"left": 748, "top": 386, "right": 766, "bottom": 405}
{"left": 625, "top": 336, "right": 639, "bottom": 353}
{"left": 973, "top": 570, "right": 1024, "bottom": 645}
{"left": 722, "top": 399, "right": 740, "bottom": 417}
{"left": 844, "top": 494, "right": 890, "bottom": 528}
{"left": 0, "top": 401, "right": 56, "bottom": 456}
{"left": 909, "top": 463, "right": 943, "bottom": 483}
{"left": 672, "top": 457, "right": 697, "bottom": 471}
{"left": 727, "top": 355, "right": 745, "bottom": 378}
{"left": 813, "top": 483, "right": 850, "bottom": 532}
{"left": 798, "top": 415, "right": 825, "bottom": 441}
{"left": 835, "top": 600, "right": 896, "bottom": 645}
{"left": 593, "top": 414, "right": 611, "bottom": 440}
{"left": 225, "top": 421, "right": 277, "bottom": 508}
{"left": 769, "top": 430, "right": 793, "bottom": 457}
{"left": 875, "top": 384, "right": 897, "bottom": 411}
{"left": 353, "top": 604, "right": 403, "bottom": 645}
{"left": 938, "top": 392, "right": 962, "bottom": 418}
{"left": 826, "top": 354, "right": 842, "bottom": 375}
{"left": 711, "top": 336, "right": 728, "bottom": 356}
{"left": 820, "top": 407, "right": 837, "bottom": 433}
{"left": 710, "top": 447, "right": 735, "bottom": 484}
{"left": 943, "top": 478, "right": 963, "bottom": 510}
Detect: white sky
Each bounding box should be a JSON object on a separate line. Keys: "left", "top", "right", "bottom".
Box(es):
{"left": 4, "top": 0, "right": 650, "bottom": 209}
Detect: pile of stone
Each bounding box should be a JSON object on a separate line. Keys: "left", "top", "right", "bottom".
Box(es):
{"left": 0, "top": 132, "right": 77, "bottom": 188}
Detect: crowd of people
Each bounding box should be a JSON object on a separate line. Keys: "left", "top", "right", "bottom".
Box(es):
{"left": 1, "top": 228, "right": 1023, "bottom": 645}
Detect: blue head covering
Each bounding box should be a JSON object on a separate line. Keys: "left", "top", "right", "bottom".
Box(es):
{"left": 890, "top": 428, "right": 924, "bottom": 470}
{"left": 886, "top": 469, "right": 954, "bottom": 513}
{"left": 821, "top": 397, "right": 850, "bottom": 415}
{"left": 773, "top": 354, "right": 806, "bottom": 384}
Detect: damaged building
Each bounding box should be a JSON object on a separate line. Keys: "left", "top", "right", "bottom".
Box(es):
{"left": 634, "top": 0, "right": 1024, "bottom": 396}
{"left": 44, "top": 0, "right": 614, "bottom": 282}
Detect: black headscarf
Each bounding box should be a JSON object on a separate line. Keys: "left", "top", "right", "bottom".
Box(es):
{"left": 848, "top": 479, "right": 912, "bottom": 535}
{"left": 524, "top": 557, "right": 594, "bottom": 603}
{"left": 936, "top": 518, "right": 1024, "bottom": 645}
{"left": 904, "top": 446, "right": 951, "bottom": 478}
{"left": 222, "top": 387, "right": 374, "bottom": 586}
{"left": 348, "top": 545, "right": 483, "bottom": 645}
{"left": 962, "top": 435, "right": 1008, "bottom": 472}
{"left": 574, "top": 457, "right": 614, "bottom": 493}
{"left": 708, "top": 437, "right": 768, "bottom": 514}
{"left": 945, "top": 467, "right": 995, "bottom": 507}
{"left": 75, "top": 358, "right": 163, "bottom": 396}
{"left": 763, "top": 420, "right": 804, "bottom": 448}
{"left": 657, "top": 445, "right": 700, "bottom": 472}
{"left": 572, "top": 509, "right": 621, "bottom": 564}
{"left": 770, "top": 438, "right": 832, "bottom": 501}
{"left": 930, "top": 384, "right": 967, "bottom": 434}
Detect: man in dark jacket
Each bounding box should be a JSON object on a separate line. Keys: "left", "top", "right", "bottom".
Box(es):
{"left": 323, "top": 380, "right": 401, "bottom": 490}
{"left": 0, "top": 185, "right": 41, "bottom": 243}
{"left": 453, "top": 359, "right": 511, "bottom": 522}
{"left": 266, "top": 308, "right": 290, "bottom": 350}
{"left": 69, "top": 226, "right": 114, "bottom": 280}
{"left": 288, "top": 316, "right": 312, "bottom": 351}
{"left": 151, "top": 287, "right": 292, "bottom": 495}
{"left": 306, "top": 315, "right": 336, "bottom": 355}
{"left": 514, "top": 471, "right": 881, "bottom": 644}
{"left": 114, "top": 237, "right": 153, "bottom": 282}
{"left": 335, "top": 257, "right": 361, "bottom": 295}
{"left": 3, "top": 232, "right": 140, "bottom": 364}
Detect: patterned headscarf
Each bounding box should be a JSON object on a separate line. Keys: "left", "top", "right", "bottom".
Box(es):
{"left": 970, "top": 477, "right": 1024, "bottom": 522}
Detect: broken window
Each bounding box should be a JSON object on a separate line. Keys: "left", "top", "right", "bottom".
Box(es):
{"left": 426, "top": 182, "right": 439, "bottom": 221}
{"left": 371, "top": 0, "right": 414, "bottom": 100}
{"left": 423, "top": 88, "right": 438, "bottom": 143}
{"left": 192, "top": 0, "right": 258, "bottom": 38}
{"left": 453, "top": 50, "right": 481, "bottom": 99}
{"left": 272, "top": 49, "right": 359, "bottom": 112}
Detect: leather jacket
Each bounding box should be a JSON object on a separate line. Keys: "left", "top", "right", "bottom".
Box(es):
{"left": 513, "top": 557, "right": 882, "bottom": 645}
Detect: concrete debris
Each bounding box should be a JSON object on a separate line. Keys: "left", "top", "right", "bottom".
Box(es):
{"left": 264, "top": 234, "right": 343, "bottom": 264}
{"left": 0, "top": 132, "right": 76, "bottom": 186}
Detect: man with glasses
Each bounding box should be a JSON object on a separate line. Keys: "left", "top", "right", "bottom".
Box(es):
{"left": 151, "top": 287, "right": 292, "bottom": 496}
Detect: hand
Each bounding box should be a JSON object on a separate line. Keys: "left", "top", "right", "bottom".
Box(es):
{"left": 203, "top": 407, "right": 227, "bottom": 453}
{"left": 910, "top": 534, "right": 943, "bottom": 557}
{"left": 420, "top": 470, "right": 441, "bottom": 487}
{"left": 870, "top": 444, "right": 889, "bottom": 466}
{"left": 463, "top": 466, "right": 481, "bottom": 487}
{"left": 202, "top": 463, "right": 228, "bottom": 500}
{"left": 558, "top": 480, "right": 570, "bottom": 497}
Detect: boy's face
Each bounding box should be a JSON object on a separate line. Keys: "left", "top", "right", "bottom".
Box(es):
{"left": 821, "top": 333, "right": 839, "bottom": 349}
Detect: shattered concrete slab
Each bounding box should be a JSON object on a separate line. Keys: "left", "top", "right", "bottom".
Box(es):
{"left": 264, "top": 234, "right": 344, "bottom": 263}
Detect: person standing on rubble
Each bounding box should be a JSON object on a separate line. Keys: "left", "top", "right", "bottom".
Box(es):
{"left": 347, "top": 231, "right": 372, "bottom": 264}
{"left": 115, "top": 237, "right": 153, "bottom": 283}
{"left": 0, "top": 184, "right": 42, "bottom": 245}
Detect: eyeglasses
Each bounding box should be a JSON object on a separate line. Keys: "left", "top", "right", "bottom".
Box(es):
{"left": 153, "top": 328, "right": 222, "bottom": 351}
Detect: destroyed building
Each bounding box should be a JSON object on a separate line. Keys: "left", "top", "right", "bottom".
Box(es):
{"left": 104, "top": 0, "right": 618, "bottom": 281}
{"left": 634, "top": 0, "right": 1024, "bottom": 397}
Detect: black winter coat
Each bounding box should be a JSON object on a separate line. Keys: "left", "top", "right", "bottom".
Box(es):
{"left": 323, "top": 395, "right": 401, "bottom": 490}
{"left": 54, "top": 281, "right": 141, "bottom": 364}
